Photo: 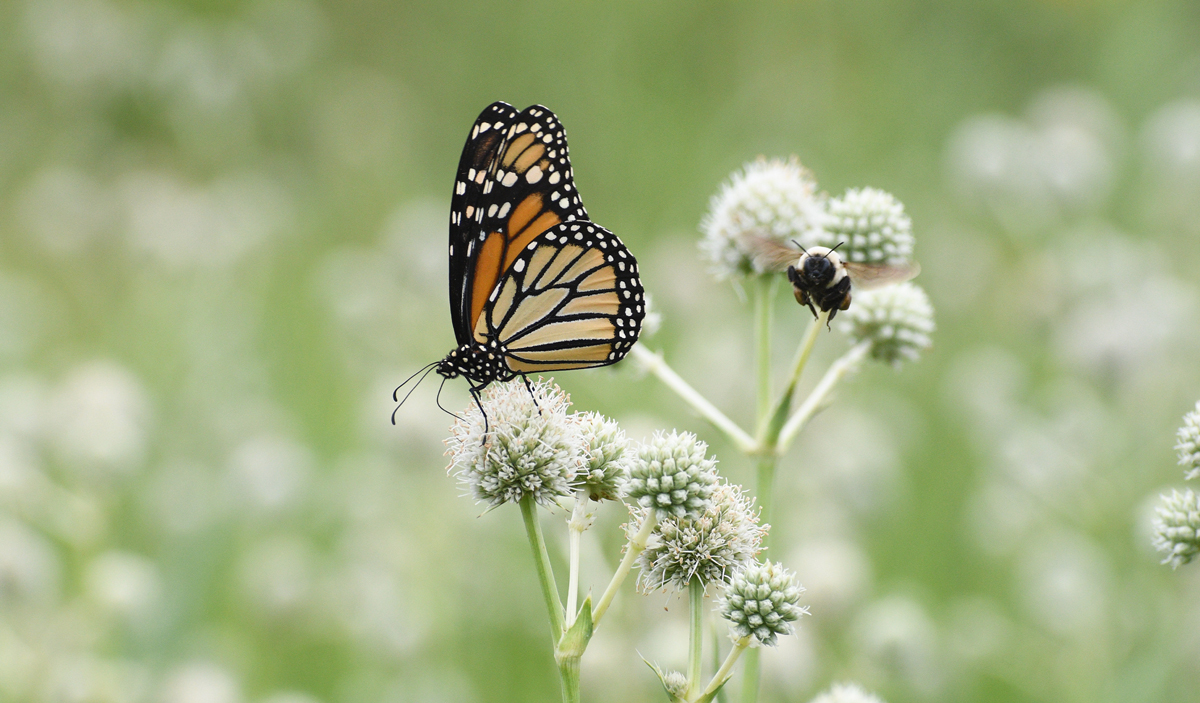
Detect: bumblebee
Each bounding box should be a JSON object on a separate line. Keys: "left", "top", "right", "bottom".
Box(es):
{"left": 748, "top": 238, "right": 920, "bottom": 324}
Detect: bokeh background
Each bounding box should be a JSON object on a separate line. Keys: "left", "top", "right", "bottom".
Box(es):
{"left": 3, "top": 1, "right": 1200, "bottom": 702}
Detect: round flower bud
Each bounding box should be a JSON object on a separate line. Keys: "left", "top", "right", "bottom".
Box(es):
{"left": 446, "top": 379, "right": 579, "bottom": 509}
{"left": 720, "top": 560, "right": 807, "bottom": 646}
{"left": 700, "top": 157, "right": 825, "bottom": 280}
{"left": 818, "top": 187, "right": 914, "bottom": 265}
{"left": 636, "top": 482, "right": 765, "bottom": 592}
{"left": 838, "top": 282, "right": 935, "bottom": 367}
{"left": 1176, "top": 401, "right": 1200, "bottom": 480}
{"left": 625, "top": 430, "right": 718, "bottom": 520}
{"left": 574, "top": 411, "right": 633, "bottom": 502}
{"left": 808, "top": 683, "right": 887, "bottom": 703}
{"left": 661, "top": 670, "right": 688, "bottom": 699}
{"left": 1152, "top": 488, "right": 1200, "bottom": 568}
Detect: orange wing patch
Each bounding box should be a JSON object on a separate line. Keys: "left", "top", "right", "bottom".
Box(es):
{"left": 469, "top": 232, "right": 506, "bottom": 332}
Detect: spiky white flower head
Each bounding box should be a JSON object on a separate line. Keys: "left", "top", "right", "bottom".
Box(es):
{"left": 839, "top": 282, "right": 935, "bottom": 367}
{"left": 700, "top": 157, "right": 825, "bottom": 280}
{"left": 1152, "top": 488, "right": 1200, "bottom": 568}
{"left": 1176, "top": 401, "right": 1200, "bottom": 480}
{"left": 720, "top": 559, "right": 807, "bottom": 646}
{"left": 625, "top": 430, "right": 719, "bottom": 519}
{"left": 661, "top": 670, "right": 688, "bottom": 699}
{"left": 574, "top": 411, "right": 633, "bottom": 502}
{"left": 818, "top": 187, "right": 914, "bottom": 265}
{"left": 445, "top": 379, "right": 579, "bottom": 509}
{"left": 636, "top": 482, "right": 765, "bottom": 592}
{"left": 808, "top": 682, "right": 887, "bottom": 703}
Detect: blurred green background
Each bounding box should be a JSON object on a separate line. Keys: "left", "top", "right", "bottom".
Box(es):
{"left": 3, "top": 0, "right": 1200, "bottom": 702}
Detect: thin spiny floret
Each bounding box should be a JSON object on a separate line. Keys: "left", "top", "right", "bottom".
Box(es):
{"left": 817, "top": 187, "right": 914, "bottom": 265}
{"left": 573, "top": 411, "right": 633, "bottom": 502}
{"left": 1153, "top": 488, "right": 1200, "bottom": 568}
{"left": 839, "top": 282, "right": 935, "bottom": 367}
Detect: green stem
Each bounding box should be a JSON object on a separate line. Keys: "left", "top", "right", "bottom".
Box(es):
{"left": 566, "top": 491, "right": 588, "bottom": 626}
{"left": 687, "top": 578, "right": 705, "bottom": 700}
{"left": 703, "top": 638, "right": 750, "bottom": 701}
{"left": 631, "top": 345, "right": 757, "bottom": 453}
{"left": 739, "top": 648, "right": 761, "bottom": 703}
{"left": 592, "top": 510, "right": 658, "bottom": 627}
{"left": 520, "top": 495, "right": 564, "bottom": 642}
{"left": 777, "top": 341, "right": 869, "bottom": 452}
{"left": 557, "top": 656, "right": 581, "bottom": 703}
{"left": 754, "top": 276, "right": 776, "bottom": 425}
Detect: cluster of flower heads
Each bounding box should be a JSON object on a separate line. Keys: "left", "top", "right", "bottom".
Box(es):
{"left": 445, "top": 379, "right": 633, "bottom": 508}
{"left": 447, "top": 387, "right": 808, "bottom": 647}
{"left": 1153, "top": 401, "right": 1200, "bottom": 567}
{"left": 700, "top": 157, "right": 934, "bottom": 368}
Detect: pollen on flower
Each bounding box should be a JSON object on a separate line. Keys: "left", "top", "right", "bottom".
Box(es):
{"left": 700, "top": 157, "right": 825, "bottom": 280}
{"left": 445, "top": 379, "right": 580, "bottom": 509}
{"left": 818, "top": 187, "right": 915, "bottom": 265}
{"left": 839, "top": 282, "right": 935, "bottom": 367}
{"left": 1176, "top": 401, "right": 1200, "bottom": 480}
{"left": 635, "top": 482, "right": 765, "bottom": 593}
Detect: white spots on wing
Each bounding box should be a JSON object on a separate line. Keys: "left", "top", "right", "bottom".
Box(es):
{"left": 465, "top": 205, "right": 474, "bottom": 218}
{"left": 473, "top": 170, "right": 485, "bottom": 184}
{"left": 514, "top": 122, "right": 528, "bottom": 133}
{"left": 513, "top": 258, "right": 526, "bottom": 273}
{"left": 455, "top": 181, "right": 466, "bottom": 195}
{"left": 526, "top": 166, "right": 543, "bottom": 184}
{"left": 487, "top": 203, "right": 498, "bottom": 217}
{"left": 497, "top": 201, "right": 511, "bottom": 218}
{"left": 501, "top": 171, "right": 518, "bottom": 187}
{"left": 559, "top": 197, "right": 570, "bottom": 209}
{"left": 548, "top": 171, "right": 561, "bottom": 185}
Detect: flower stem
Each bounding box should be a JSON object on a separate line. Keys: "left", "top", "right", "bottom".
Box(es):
{"left": 565, "top": 491, "right": 588, "bottom": 626}
{"left": 687, "top": 577, "right": 705, "bottom": 700}
{"left": 703, "top": 637, "right": 750, "bottom": 701}
{"left": 520, "top": 494, "right": 564, "bottom": 642}
{"left": 557, "top": 655, "right": 582, "bottom": 703}
{"left": 777, "top": 341, "right": 870, "bottom": 452}
{"left": 592, "top": 510, "right": 658, "bottom": 627}
{"left": 754, "top": 276, "right": 776, "bottom": 425}
{"left": 631, "top": 345, "right": 757, "bottom": 453}
{"left": 739, "top": 648, "right": 760, "bottom": 703}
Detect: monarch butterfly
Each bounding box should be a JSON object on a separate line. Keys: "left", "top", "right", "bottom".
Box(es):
{"left": 745, "top": 237, "right": 919, "bottom": 325}
{"left": 396, "top": 102, "right": 645, "bottom": 416}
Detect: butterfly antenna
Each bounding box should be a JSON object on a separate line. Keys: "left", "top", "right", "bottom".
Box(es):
{"left": 393, "top": 360, "right": 439, "bottom": 402}
{"left": 391, "top": 363, "right": 440, "bottom": 425}
{"left": 434, "top": 376, "right": 462, "bottom": 422}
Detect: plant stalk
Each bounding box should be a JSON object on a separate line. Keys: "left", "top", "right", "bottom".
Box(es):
{"left": 520, "top": 495, "right": 564, "bottom": 641}
{"left": 592, "top": 510, "right": 658, "bottom": 627}
{"left": 687, "top": 577, "right": 705, "bottom": 700}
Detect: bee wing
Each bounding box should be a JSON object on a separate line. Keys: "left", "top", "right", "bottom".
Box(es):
{"left": 844, "top": 260, "right": 921, "bottom": 291}
{"left": 740, "top": 234, "right": 801, "bottom": 272}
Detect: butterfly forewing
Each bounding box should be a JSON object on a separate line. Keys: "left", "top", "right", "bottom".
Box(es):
{"left": 449, "top": 101, "right": 518, "bottom": 346}
{"left": 478, "top": 222, "right": 644, "bottom": 373}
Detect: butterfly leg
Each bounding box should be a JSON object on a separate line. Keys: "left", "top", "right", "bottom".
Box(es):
{"left": 470, "top": 386, "right": 489, "bottom": 438}
{"left": 520, "top": 374, "right": 542, "bottom": 414}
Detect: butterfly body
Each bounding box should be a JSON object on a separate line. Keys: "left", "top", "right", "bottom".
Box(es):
{"left": 436, "top": 102, "right": 645, "bottom": 394}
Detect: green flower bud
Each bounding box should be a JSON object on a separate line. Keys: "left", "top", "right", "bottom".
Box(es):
{"left": 626, "top": 431, "right": 718, "bottom": 520}
{"left": 573, "top": 411, "right": 633, "bottom": 502}
{"left": 819, "top": 187, "right": 914, "bottom": 265}
{"left": 720, "top": 560, "right": 807, "bottom": 646}
{"left": 839, "top": 282, "right": 935, "bottom": 367}
{"left": 1153, "top": 488, "right": 1200, "bottom": 568}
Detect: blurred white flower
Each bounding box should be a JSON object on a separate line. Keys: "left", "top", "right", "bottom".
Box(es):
{"left": 785, "top": 538, "right": 871, "bottom": 619}
{"left": 0, "top": 516, "right": 61, "bottom": 605}
{"left": 700, "top": 157, "right": 824, "bottom": 279}
{"left": 49, "top": 361, "right": 150, "bottom": 479}
{"left": 161, "top": 662, "right": 242, "bottom": 703}
{"left": 16, "top": 166, "right": 116, "bottom": 254}
{"left": 808, "top": 682, "right": 887, "bottom": 703}
{"left": 1015, "top": 530, "right": 1112, "bottom": 635}
{"left": 259, "top": 692, "right": 323, "bottom": 703}
{"left": 1141, "top": 99, "right": 1200, "bottom": 181}
{"left": 84, "top": 550, "right": 162, "bottom": 621}
{"left": 238, "top": 536, "right": 317, "bottom": 617}
{"left": 851, "top": 595, "right": 943, "bottom": 696}
{"left": 21, "top": 0, "right": 148, "bottom": 92}
{"left": 227, "top": 436, "right": 314, "bottom": 514}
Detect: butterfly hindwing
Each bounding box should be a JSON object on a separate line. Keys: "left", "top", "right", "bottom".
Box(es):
{"left": 449, "top": 101, "right": 518, "bottom": 346}
{"left": 477, "top": 222, "right": 644, "bottom": 373}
